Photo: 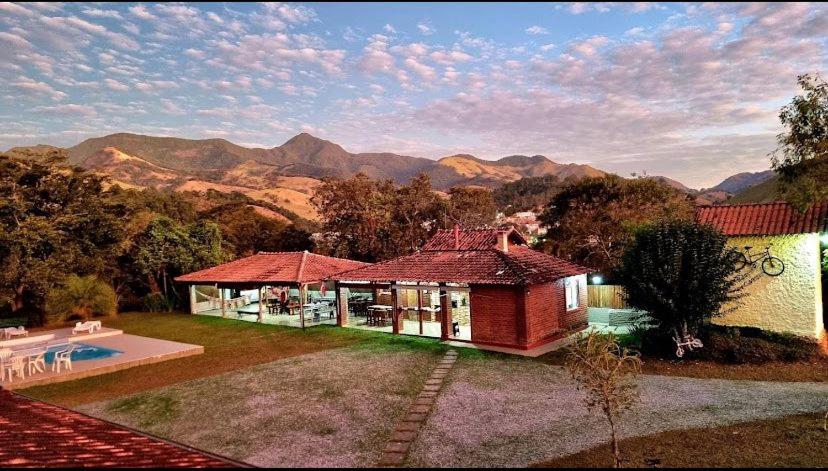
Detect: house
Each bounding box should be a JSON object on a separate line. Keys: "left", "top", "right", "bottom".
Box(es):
{"left": 697, "top": 201, "right": 827, "bottom": 339}
{"left": 175, "top": 251, "right": 368, "bottom": 328}
{"left": 331, "top": 227, "right": 591, "bottom": 353}
{"left": 0, "top": 389, "right": 243, "bottom": 468}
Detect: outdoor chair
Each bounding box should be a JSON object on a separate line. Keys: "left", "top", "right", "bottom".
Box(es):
{"left": 3, "top": 355, "right": 26, "bottom": 382}
{"left": 3, "top": 326, "right": 28, "bottom": 340}
{"left": 52, "top": 344, "right": 75, "bottom": 373}
{"left": 72, "top": 320, "right": 102, "bottom": 335}
{"left": 27, "top": 347, "right": 47, "bottom": 376}
{"left": 0, "top": 348, "right": 12, "bottom": 381}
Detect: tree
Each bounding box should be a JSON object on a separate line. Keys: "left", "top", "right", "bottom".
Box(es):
{"left": 538, "top": 176, "right": 694, "bottom": 275}
{"left": 493, "top": 175, "right": 563, "bottom": 215}
{"left": 45, "top": 275, "right": 117, "bottom": 324}
{"left": 617, "top": 220, "right": 752, "bottom": 352}
{"left": 0, "top": 152, "right": 124, "bottom": 325}
{"left": 771, "top": 73, "right": 828, "bottom": 209}
{"left": 446, "top": 186, "right": 497, "bottom": 228}
{"left": 566, "top": 331, "right": 642, "bottom": 468}
{"left": 132, "top": 216, "right": 227, "bottom": 307}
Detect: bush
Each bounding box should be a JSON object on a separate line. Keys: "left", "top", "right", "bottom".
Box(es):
{"left": 142, "top": 293, "right": 174, "bottom": 312}
{"left": 45, "top": 275, "right": 117, "bottom": 325}
{"left": 695, "top": 326, "right": 818, "bottom": 364}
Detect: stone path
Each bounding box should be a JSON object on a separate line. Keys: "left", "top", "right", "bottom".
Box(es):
{"left": 378, "top": 349, "right": 458, "bottom": 467}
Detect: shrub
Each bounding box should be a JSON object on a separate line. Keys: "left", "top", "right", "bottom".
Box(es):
{"left": 45, "top": 275, "right": 117, "bottom": 325}
{"left": 696, "top": 326, "right": 818, "bottom": 364}
{"left": 142, "top": 293, "right": 174, "bottom": 312}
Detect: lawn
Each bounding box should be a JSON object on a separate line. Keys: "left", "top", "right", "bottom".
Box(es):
{"left": 76, "top": 344, "right": 444, "bottom": 467}
{"left": 536, "top": 413, "right": 828, "bottom": 468}
{"left": 21, "top": 311, "right": 447, "bottom": 407}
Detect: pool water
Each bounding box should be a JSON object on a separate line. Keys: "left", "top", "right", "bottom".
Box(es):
{"left": 44, "top": 343, "right": 122, "bottom": 364}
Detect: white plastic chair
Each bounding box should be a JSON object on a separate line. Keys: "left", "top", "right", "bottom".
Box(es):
{"left": 0, "top": 348, "right": 12, "bottom": 381}
{"left": 52, "top": 344, "right": 75, "bottom": 373}
{"left": 3, "top": 356, "right": 26, "bottom": 382}
{"left": 27, "top": 348, "right": 47, "bottom": 376}
{"left": 72, "top": 320, "right": 102, "bottom": 335}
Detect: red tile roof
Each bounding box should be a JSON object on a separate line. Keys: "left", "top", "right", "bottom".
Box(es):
{"left": 0, "top": 390, "right": 243, "bottom": 468}
{"left": 422, "top": 227, "right": 527, "bottom": 251}
{"left": 175, "top": 251, "right": 369, "bottom": 285}
{"left": 332, "top": 245, "right": 589, "bottom": 286}
{"left": 696, "top": 201, "right": 828, "bottom": 236}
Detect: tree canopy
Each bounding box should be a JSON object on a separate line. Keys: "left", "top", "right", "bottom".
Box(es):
{"left": 771, "top": 73, "right": 828, "bottom": 209}
{"left": 538, "top": 175, "right": 694, "bottom": 275}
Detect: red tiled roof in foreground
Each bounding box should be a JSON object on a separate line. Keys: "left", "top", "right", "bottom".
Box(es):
{"left": 421, "top": 227, "right": 527, "bottom": 251}
{"left": 696, "top": 201, "right": 828, "bottom": 236}
{"left": 333, "top": 245, "right": 589, "bottom": 286}
{"left": 0, "top": 390, "right": 243, "bottom": 468}
{"left": 175, "top": 251, "right": 369, "bottom": 285}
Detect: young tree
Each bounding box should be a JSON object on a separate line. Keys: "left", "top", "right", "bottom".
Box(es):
{"left": 771, "top": 73, "right": 828, "bottom": 209}
{"left": 567, "top": 332, "right": 642, "bottom": 468}
{"left": 45, "top": 275, "right": 117, "bottom": 324}
{"left": 539, "top": 176, "right": 694, "bottom": 275}
{"left": 617, "top": 220, "right": 752, "bottom": 353}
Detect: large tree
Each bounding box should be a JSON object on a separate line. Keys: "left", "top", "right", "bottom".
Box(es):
{"left": 0, "top": 151, "right": 124, "bottom": 324}
{"left": 538, "top": 175, "right": 694, "bottom": 275}
{"left": 446, "top": 186, "right": 497, "bottom": 228}
{"left": 771, "top": 73, "right": 828, "bottom": 209}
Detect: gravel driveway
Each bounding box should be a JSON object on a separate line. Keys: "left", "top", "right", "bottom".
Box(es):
{"left": 407, "top": 355, "right": 828, "bottom": 467}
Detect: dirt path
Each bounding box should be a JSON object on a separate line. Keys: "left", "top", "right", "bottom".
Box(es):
{"left": 407, "top": 356, "right": 828, "bottom": 468}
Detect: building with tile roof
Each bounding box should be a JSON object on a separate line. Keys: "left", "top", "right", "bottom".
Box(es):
{"left": 332, "top": 227, "right": 592, "bottom": 352}
{"left": 175, "top": 251, "right": 368, "bottom": 327}
{"left": 0, "top": 389, "right": 245, "bottom": 468}
{"left": 696, "top": 201, "right": 826, "bottom": 339}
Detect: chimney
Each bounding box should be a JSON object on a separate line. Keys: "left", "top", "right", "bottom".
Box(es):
{"left": 454, "top": 224, "right": 461, "bottom": 249}
{"left": 497, "top": 230, "right": 509, "bottom": 253}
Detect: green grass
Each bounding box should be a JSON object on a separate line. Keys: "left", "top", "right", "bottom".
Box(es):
{"left": 20, "top": 311, "right": 443, "bottom": 407}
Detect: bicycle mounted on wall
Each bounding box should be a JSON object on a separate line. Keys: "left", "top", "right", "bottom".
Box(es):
{"left": 728, "top": 244, "right": 785, "bottom": 276}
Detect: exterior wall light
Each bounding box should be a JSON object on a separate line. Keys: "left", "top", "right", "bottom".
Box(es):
{"left": 592, "top": 275, "right": 603, "bottom": 285}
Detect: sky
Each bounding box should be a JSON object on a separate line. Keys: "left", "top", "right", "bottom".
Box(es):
{"left": 1, "top": 2, "right": 827, "bottom": 188}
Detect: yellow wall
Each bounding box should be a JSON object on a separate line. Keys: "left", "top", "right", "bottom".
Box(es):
{"left": 716, "top": 234, "right": 824, "bottom": 339}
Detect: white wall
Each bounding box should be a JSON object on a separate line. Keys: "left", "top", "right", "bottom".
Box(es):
{"left": 715, "top": 234, "right": 824, "bottom": 339}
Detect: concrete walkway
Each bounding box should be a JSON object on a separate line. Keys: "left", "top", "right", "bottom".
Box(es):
{"left": 407, "top": 357, "right": 828, "bottom": 467}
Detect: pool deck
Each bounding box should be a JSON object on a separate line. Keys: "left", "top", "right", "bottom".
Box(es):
{"left": 1, "top": 331, "right": 203, "bottom": 390}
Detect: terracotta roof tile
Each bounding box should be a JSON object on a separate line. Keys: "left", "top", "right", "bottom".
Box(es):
{"left": 175, "top": 251, "right": 369, "bottom": 284}
{"left": 696, "top": 201, "right": 828, "bottom": 236}
{"left": 332, "top": 245, "right": 589, "bottom": 286}
{"left": 0, "top": 390, "right": 242, "bottom": 468}
{"left": 421, "top": 227, "right": 527, "bottom": 251}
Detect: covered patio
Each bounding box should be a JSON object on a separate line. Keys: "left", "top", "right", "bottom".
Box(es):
{"left": 175, "top": 251, "right": 369, "bottom": 328}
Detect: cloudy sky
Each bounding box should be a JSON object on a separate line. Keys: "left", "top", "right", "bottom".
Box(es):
{"left": 1, "top": 2, "right": 827, "bottom": 188}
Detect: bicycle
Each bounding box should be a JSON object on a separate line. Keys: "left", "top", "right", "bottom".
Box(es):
{"left": 727, "top": 244, "right": 785, "bottom": 276}
{"left": 673, "top": 335, "right": 703, "bottom": 358}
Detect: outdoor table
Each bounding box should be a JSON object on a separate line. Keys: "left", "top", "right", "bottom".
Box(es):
{"left": 367, "top": 305, "right": 393, "bottom": 326}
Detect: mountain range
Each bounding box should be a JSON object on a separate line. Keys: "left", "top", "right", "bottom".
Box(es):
{"left": 5, "top": 132, "right": 778, "bottom": 221}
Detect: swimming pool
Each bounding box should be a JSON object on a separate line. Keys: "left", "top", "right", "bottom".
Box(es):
{"left": 44, "top": 343, "right": 122, "bottom": 364}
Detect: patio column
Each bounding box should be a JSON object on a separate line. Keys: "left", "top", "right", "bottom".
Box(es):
{"left": 258, "top": 286, "right": 264, "bottom": 323}
{"left": 189, "top": 285, "right": 197, "bottom": 314}
{"left": 417, "top": 289, "right": 424, "bottom": 335}
{"left": 299, "top": 283, "right": 305, "bottom": 330}
{"left": 391, "top": 287, "right": 400, "bottom": 335}
{"left": 336, "top": 284, "right": 348, "bottom": 327}
{"left": 439, "top": 285, "right": 450, "bottom": 341}
{"left": 220, "top": 287, "right": 226, "bottom": 318}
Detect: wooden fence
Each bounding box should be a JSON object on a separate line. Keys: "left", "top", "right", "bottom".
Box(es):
{"left": 587, "top": 285, "right": 628, "bottom": 309}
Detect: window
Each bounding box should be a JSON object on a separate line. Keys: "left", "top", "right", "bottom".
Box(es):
{"left": 565, "top": 277, "right": 580, "bottom": 310}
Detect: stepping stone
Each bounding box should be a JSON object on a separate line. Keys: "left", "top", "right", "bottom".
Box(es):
{"left": 409, "top": 404, "right": 431, "bottom": 414}
{"left": 414, "top": 397, "right": 434, "bottom": 406}
{"left": 397, "top": 421, "right": 421, "bottom": 432}
{"left": 404, "top": 412, "right": 428, "bottom": 423}
{"left": 390, "top": 430, "right": 417, "bottom": 442}
{"left": 384, "top": 441, "right": 411, "bottom": 454}
{"left": 422, "top": 384, "right": 441, "bottom": 392}
{"left": 425, "top": 379, "right": 442, "bottom": 386}
{"left": 379, "top": 452, "right": 406, "bottom": 467}
{"left": 419, "top": 391, "right": 437, "bottom": 398}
